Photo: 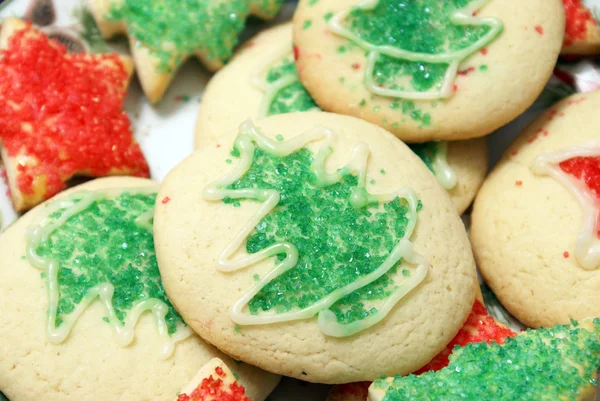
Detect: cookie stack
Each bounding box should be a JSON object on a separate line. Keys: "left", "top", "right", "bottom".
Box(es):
{"left": 1, "top": 1, "right": 600, "bottom": 401}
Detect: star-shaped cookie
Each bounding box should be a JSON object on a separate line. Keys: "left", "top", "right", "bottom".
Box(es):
{"left": 0, "top": 18, "right": 149, "bottom": 212}
{"left": 89, "top": 0, "right": 284, "bottom": 103}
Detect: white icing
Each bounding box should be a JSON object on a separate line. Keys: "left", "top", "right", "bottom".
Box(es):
{"left": 25, "top": 188, "right": 192, "bottom": 358}
{"left": 203, "top": 119, "right": 429, "bottom": 336}
{"left": 430, "top": 142, "right": 458, "bottom": 190}
{"left": 531, "top": 142, "right": 600, "bottom": 270}
{"left": 328, "top": 0, "right": 503, "bottom": 99}
{"left": 250, "top": 46, "right": 319, "bottom": 118}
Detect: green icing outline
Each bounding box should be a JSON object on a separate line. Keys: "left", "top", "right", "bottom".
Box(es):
{"left": 203, "top": 120, "right": 429, "bottom": 337}
{"left": 25, "top": 189, "right": 192, "bottom": 358}
{"left": 328, "top": 0, "right": 503, "bottom": 100}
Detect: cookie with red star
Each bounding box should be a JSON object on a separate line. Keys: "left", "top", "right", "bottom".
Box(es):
{"left": 326, "top": 299, "right": 516, "bottom": 401}
{"left": 562, "top": 0, "right": 600, "bottom": 55}
{"left": 0, "top": 18, "right": 149, "bottom": 212}
{"left": 88, "top": 0, "right": 284, "bottom": 103}
{"left": 472, "top": 90, "right": 600, "bottom": 328}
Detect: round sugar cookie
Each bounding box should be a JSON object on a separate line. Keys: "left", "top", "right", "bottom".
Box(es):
{"left": 155, "top": 113, "right": 478, "bottom": 384}
{"left": 292, "top": 0, "right": 565, "bottom": 142}
{"left": 471, "top": 91, "right": 600, "bottom": 328}
{"left": 195, "top": 23, "right": 489, "bottom": 214}
{"left": 0, "top": 177, "right": 279, "bottom": 401}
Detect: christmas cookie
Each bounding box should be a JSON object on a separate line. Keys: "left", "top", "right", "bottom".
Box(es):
{"left": 155, "top": 113, "right": 478, "bottom": 383}
{"left": 176, "top": 358, "right": 251, "bottom": 401}
{"left": 195, "top": 23, "right": 489, "bottom": 214}
{"left": 292, "top": 0, "right": 564, "bottom": 142}
{"left": 0, "top": 18, "right": 149, "bottom": 212}
{"left": 562, "top": 0, "right": 600, "bottom": 55}
{"left": 0, "top": 177, "right": 279, "bottom": 401}
{"left": 88, "top": 0, "right": 284, "bottom": 103}
{"left": 471, "top": 91, "right": 600, "bottom": 328}
{"left": 326, "top": 299, "right": 516, "bottom": 401}
{"left": 369, "top": 320, "right": 600, "bottom": 401}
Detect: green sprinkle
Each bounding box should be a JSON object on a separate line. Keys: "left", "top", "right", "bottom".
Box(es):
{"left": 226, "top": 159, "right": 232, "bottom": 164}
{"left": 308, "top": 0, "right": 319, "bottom": 5}
{"left": 303, "top": 20, "right": 313, "bottom": 30}
{"left": 370, "top": 179, "right": 376, "bottom": 185}
{"left": 339, "top": 77, "right": 346, "bottom": 83}
{"left": 275, "top": 134, "right": 284, "bottom": 142}
{"left": 380, "top": 169, "right": 386, "bottom": 175}
{"left": 401, "top": 269, "right": 410, "bottom": 277}
{"left": 479, "top": 64, "right": 488, "bottom": 71}
{"left": 359, "top": 99, "right": 367, "bottom": 107}
{"left": 324, "top": 11, "right": 334, "bottom": 21}
{"left": 337, "top": 45, "right": 347, "bottom": 54}
{"left": 234, "top": 325, "right": 242, "bottom": 334}
{"left": 264, "top": 58, "right": 318, "bottom": 116}
{"left": 253, "top": 274, "right": 260, "bottom": 281}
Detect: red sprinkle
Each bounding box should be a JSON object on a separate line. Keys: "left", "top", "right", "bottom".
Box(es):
{"left": 458, "top": 66, "right": 476, "bottom": 76}
{"left": 480, "top": 48, "right": 488, "bottom": 55}
{"left": 293, "top": 45, "right": 300, "bottom": 61}
{"left": 176, "top": 366, "right": 250, "bottom": 401}
{"left": 559, "top": 156, "right": 600, "bottom": 237}
{"left": 563, "top": 0, "right": 596, "bottom": 45}
{"left": 515, "top": 180, "right": 523, "bottom": 187}
{"left": 564, "top": 251, "right": 570, "bottom": 258}
{"left": 161, "top": 196, "right": 171, "bottom": 204}
{"left": 511, "top": 150, "right": 519, "bottom": 156}
{"left": 453, "top": 84, "right": 459, "bottom": 92}
{"left": 351, "top": 62, "right": 361, "bottom": 70}
{"left": 0, "top": 23, "right": 148, "bottom": 202}
{"left": 534, "top": 25, "right": 544, "bottom": 35}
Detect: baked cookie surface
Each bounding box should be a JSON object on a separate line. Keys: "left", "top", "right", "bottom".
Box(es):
{"left": 88, "top": 0, "right": 284, "bottom": 103}
{"left": 0, "top": 177, "right": 278, "bottom": 401}
{"left": 292, "top": 0, "right": 564, "bottom": 142}
{"left": 155, "top": 113, "right": 477, "bottom": 383}
{"left": 471, "top": 91, "right": 600, "bottom": 328}
{"left": 0, "top": 18, "right": 148, "bottom": 212}
{"left": 195, "top": 23, "right": 488, "bottom": 214}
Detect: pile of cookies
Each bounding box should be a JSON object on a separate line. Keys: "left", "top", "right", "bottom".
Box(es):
{"left": 0, "top": 0, "right": 600, "bottom": 400}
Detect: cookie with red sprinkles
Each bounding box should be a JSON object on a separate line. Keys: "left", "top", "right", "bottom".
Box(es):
{"left": 562, "top": 0, "right": 600, "bottom": 55}
{"left": 0, "top": 18, "right": 149, "bottom": 212}
{"left": 176, "top": 358, "right": 251, "bottom": 401}
{"left": 326, "top": 300, "right": 515, "bottom": 401}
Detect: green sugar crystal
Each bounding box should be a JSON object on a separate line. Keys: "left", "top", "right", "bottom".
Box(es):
{"left": 32, "top": 192, "right": 184, "bottom": 335}
{"left": 265, "top": 57, "right": 319, "bottom": 115}
{"left": 107, "top": 0, "right": 283, "bottom": 70}
{"left": 341, "top": 0, "right": 501, "bottom": 95}
{"left": 373, "top": 320, "right": 600, "bottom": 401}
{"left": 225, "top": 148, "right": 415, "bottom": 325}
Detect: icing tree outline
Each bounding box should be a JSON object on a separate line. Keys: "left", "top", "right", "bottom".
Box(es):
{"left": 328, "top": 0, "right": 503, "bottom": 100}
{"left": 532, "top": 141, "right": 600, "bottom": 270}
{"left": 203, "top": 120, "right": 429, "bottom": 337}
{"left": 26, "top": 189, "right": 192, "bottom": 358}
{"left": 251, "top": 45, "right": 319, "bottom": 118}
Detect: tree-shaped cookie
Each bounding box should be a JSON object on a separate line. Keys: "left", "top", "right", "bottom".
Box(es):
{"left": 327, "top": 299, "right": 516, "bottom": 401}
{"left": 176, "top": 358, "right": 250, "bottom": 401}
{"left": 252, "top": 49, "right": 458, "bottom": 189}
{"left": 89, "top": 0, "right": 284, "bottom": 103}
{"left": 203, "top": 120, "right": 429, "bottom": 337}
{"left": 0, "top": 18, "right": 149, "bottom": 212}
{"left": 328, "top": 0, "right": 503, "bottom": 99}
{"left": 369, "top": 320, "right": 600, "bottom": 401}
{"left": 26, "top": 189, "right": 191, "bottom": 357}
{"left": 532, "top": 142, "right": 600, "bottom": 270}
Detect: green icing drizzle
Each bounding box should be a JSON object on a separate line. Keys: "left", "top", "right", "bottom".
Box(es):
{"left": 106, "top": 0, "right": 283, "bottom": 70}
{"left": 26, "top": 190, "right": 190, "bottom": 357}
{"left": 203, "top": 121, "right": 428, "bottom": 336}
{"left": 328, "top": 0, "right": 503, "bottom": 99}
{"left": 373, "top": 320, "right": 600, "bottom": 401}
{"left": 254, "top": 55, "right": 456, "bottom": 188}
